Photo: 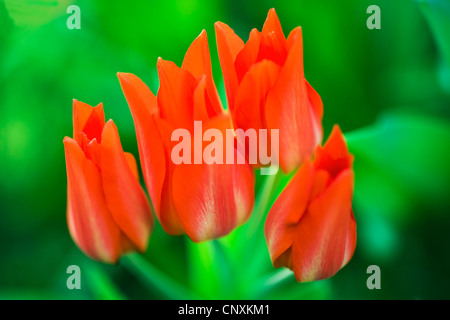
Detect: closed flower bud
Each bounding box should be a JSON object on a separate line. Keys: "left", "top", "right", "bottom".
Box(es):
{"left": 265, "top": 125, "right": 356, "bottom": 282}
{"left": 64, "top": 100, "right": 153, "bottom": 263}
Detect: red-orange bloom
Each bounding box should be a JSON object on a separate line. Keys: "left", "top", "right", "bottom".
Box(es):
{"left": 118, "top": 30, "right": 255, "bottom": 242}
{"left": 215, "top": 8, "right": 323, "bottom": 173}
{"left": 64, "top": 100, "right": 153, "bottom": 263}
{"left": 265, "top": 125, "right": 356, "bottom": 282}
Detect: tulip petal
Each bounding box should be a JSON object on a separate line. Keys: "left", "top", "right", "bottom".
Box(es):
{"left": 153, "top": 117, "right": 186, "bottom": 235}
{"left": 265, "top": 161, "right": 315, "bottom": 268}
{"left": 85, "top": 137, "right": 101, "bottom": 167}
{"left": 265, "top": 27, "right": 322, "bottom": 173}
{"left": 320, "top": 125, "right": 350, "bottom": 160}
{"left": 215, "top": 21, "right": 244, "bottom": 110}
{"left": 64, "top": 137, "right": 121, "bottom": 264}
{"left": 307, "top": 80, "right": 324, "bottom": 122}
{"left": 342, "top": 209, "right": 357, "bottom": 268}
{"left": 73, "top": 99, "right": 93, "bottom": 136}
{"left": 291, "top": 169, "right": 355, "bottom": 282}
{"left": 235, "top": 60, "right": 280, "bottom": 132}
{"left": 172, "top": 116, "right": 254, "bottom": 242}
{"left": 182, "top": 30, "right": 211, "bottom": 78}
{"left": 234, "top": 60, "right": 280, "bottom": 167}
{"left": 158, "top": 114, "right": 237, "bottom": 237}
{"left": 157, "top": 58, "right": 197, "bottom": 129}
{"left": 117, "top": 73, "right": 158, "bottom": 115}
{"left": 118, "top": 73, "right": 166, "bottom": 216}
{"left": 310, "top": 169, "right": 331, "bottom": 200}
{"left": 193, "top": 76, "right": 210, "bottom": 122}
{"left": 124, "top": 152, "right": 139, "bottom": 180}
{"left": 256, "top": 31, "right": 288, "bottom": 66}
{"left": 315, "top": 125, "right": 353, "bottom": 178}
{"left": 262, "top": 8, "right": 285, "bottom": 39}
{"left": 172, "top": 162, "right": 255, "bottom": 242}
{"left": 73, "top": 100, "right": 105, "bottom": 144}
{"left": 182, "top": 30, "right": 222, "bottom": 115}
{"left": 100, "top": 120, "right": 153, "bottom": 252}
{"left": 234, "top": 28, "right": 263, "bottom": 83}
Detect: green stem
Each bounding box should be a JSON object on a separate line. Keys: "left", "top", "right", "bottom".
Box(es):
{"left": 262, "top": 268, "right": 294, "bottom": 287}
{"left": 245, "top": 172, "right": 279, "bottom": 238}
{"left": 121, "top": 253, "right": 199, "bottom": 300}
{"left": 252, "top": 269, "right": 295, "bottom": 299}
{"left": 86, "top": 262, "right": 127, "bottom": 300}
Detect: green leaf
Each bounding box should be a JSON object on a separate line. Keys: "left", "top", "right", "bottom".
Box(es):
{"left": 187, "top": 240, "right": 234, "bottom": 299}
{"left": 347, "top": 112, "right": 450, "bottom": 224}
{"left": 252, "top": 269, "right": 333, "bottom": 300}
{"left": 417, "top": 0, "right": 450, "bottom": 92}
{"left": 85, "top": 261, "right": 126, "bottom": 300}
{"left": 121, "top": 254, "right": 199, "bottom": 300}
{"left": 4, "top": 0, "right": 71, "bottom": 27}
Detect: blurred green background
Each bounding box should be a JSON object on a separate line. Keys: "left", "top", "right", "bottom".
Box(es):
{"left": 0, "top": 0, "right": 449, "bottom": 300}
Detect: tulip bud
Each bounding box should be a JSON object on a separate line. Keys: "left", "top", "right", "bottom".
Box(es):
{"left": 64, "top": 100, "right": 153, "bottom": 263}
{"left": 118, "top": 30, "right": 255, "bottom": 242}
{"left": 215, "top": 8, "right": 323, "bottom": 173}
{"left": 265, "top": 125, "right": 356, "bottom": 282}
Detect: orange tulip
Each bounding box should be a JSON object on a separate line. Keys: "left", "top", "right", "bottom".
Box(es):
{"left": 215, "top": 8, "right": 323, "bottom": 173}
{"left": 118, "top": 30, "right": 255, "bottom": 242}
{"left": 63, "top": 100, "right": 153, "bottom": 263}
{"left": 265, "top": 125, "right": 356, "bottom": 282}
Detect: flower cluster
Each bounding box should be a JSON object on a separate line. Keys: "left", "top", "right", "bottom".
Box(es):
{"left": 63, "top": 9, "right": 356, "bottom": 282}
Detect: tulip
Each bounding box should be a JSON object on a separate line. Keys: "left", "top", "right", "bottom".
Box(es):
{"left": 63, "top": 100, "right": 153, "bottom": 263}
{"left": 118, "top": 30, "right": 255, "bottom": 242}
{"left": 215, "top": 8, "right": 323, "bottom": 173}
{"left": 264, "top": 125, "right": 356, "bottom": 282}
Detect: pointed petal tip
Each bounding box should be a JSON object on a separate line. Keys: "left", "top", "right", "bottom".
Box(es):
{"left": 194, "top": 29, "right": 208, "bottom": 47}
{"left": 267, "top": 8, "right": 278, "bottom": 19}
{"left": 157, "top": 57, "right": 171, "bottom": 70}
{"left": 117, "top": 72, "right": 126, "bottom": 85}
{"left": 325, "top": 124, "right": 347, "bottom": 150}
{"left": 214, "top": 21, "right": 230, "bottom": 33}
{"left": 192, "top": 29, "right": 208, "bottom": 45}
{"left": 104, "top": 118, "right": 114, "bottom": 127}
{"left": 263, "top": 7, "right": 284, "bottom": 37}
{"left": 157, "top": 58, "right": 177, "bottom": 76}
{"left": 288, "top": 26, "right": 302, "bottom": 41}
{"left": 331, "top": 124, "right": 343, "bottom": 135}
{"left": 63, "top": 136, "right": 73, "bottom": 145}
{"left": 156, "top": 57, "right": 164, "bottom": 69}
{"left": 101, "top": 119, "right": 117, "bottom": 140}
{"left": 94, "top": 102, "right": 104, "bottom": 114}
{"left": 117, "top": 72, "right": 128, "bottom": 79}
{"left": 117, "top": 72, "right": 137, "bottom": 84}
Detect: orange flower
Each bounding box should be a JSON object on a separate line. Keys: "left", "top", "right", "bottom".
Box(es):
{"left": 215, "top": 8, "right": 323, "bottom": 173}
{"left": 63, "top": 100, "right": 153, "bottom": 263}
{"left": 264, "top": 125, "right": 356, "bottom": 282}
{"left": 118, "top": 30, "right": 255, "bottom": 242}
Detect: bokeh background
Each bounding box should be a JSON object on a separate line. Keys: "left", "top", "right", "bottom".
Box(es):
{"left": 1, "top": 0, "right": 449, "bottom": 300}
